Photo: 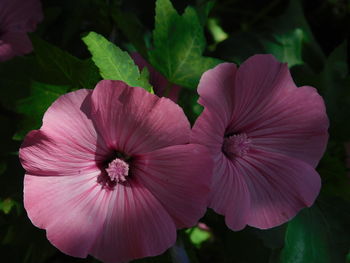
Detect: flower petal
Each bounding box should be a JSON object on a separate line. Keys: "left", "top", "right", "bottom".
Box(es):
{"left": 19, "top": 89, "right": 109, "bottom": 176}
{"left": 228, "top": 54, "right": 294, "bottom": 131}
{"left": 236, "top": 149, "right": 321, "bottom": 229}
{"left": 0, "top": 0, "right": 43, "bottom": 31}
{"left": 191, "top": 108, "right": 226, "bottom": 155}
{"left": 0, "top": 32, "right": 32, "bottom": 61}
{"left": 208, "top": 155, "right": 251, "bottom": 231}
{"left": 0, "top": 40, "right": 14, "bottom": 62}
{"left": 228, "top": 55, "right": 328, "bottom": 167}
{"left": 90, "top": 80, "right": 190, "bottom": 155}
{"left": 134, "top": 144, "right": 213, "bottom": 228}
{"left": 90, "top": 179, "right": 177, "bottom": 263}
{"left": 248, "top": 85, "right": 328, "bottom": 167}
{"left": 197, "top": 63, "right": 237, "bottom": 124}
{"left": 25, "top": 173, "right": 177, "bottom": 263}
{"left": 24, "top": 171, "right": 109, "bottom": 258}
{"left": 191, "top": 64, "right": 236, "bottom": 153}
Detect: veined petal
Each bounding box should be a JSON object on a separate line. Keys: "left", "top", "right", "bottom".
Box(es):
{"left": 208, "top": 155, "right": 251, "bottom": 231}
{"left": 90, "top": 179, "right": 176, "bottom": 263}
{"left": 90, "top": 80, "right": 190, "bottom": 155}
{"left": 248, "top": 85, "right": 328, "bottom": 167}
{"left": 228, "top": 54, "right": 294, "bottom": 131}
{"left": 191, "top": 64, "right": 236, "bottom": 153}
{"left": 191, "top": 108, "right": 226, "bottom": 154}
{"left": 134, "top": 144, "right": 213, "bottom": 228}
{"left": 19, "top": 89, "right": 109, "bottom": 176}
{"left": 24, "top": 171, "right": 109, "bottom": 258}
{"left": 197, "top": 63, "right": 237, "bottom": 124}
{"left": 226, "top": 55, "right": 328, "bottom": 166}
{"left": 237, "top": 149, "right": 321, "bottom": 229}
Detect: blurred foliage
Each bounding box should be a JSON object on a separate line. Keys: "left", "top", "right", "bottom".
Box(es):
{"left": 186, "top": 225, "right": 212, "bottom": 248}
{"left": 0, "top": 0, "right": 349, "bottom": 262}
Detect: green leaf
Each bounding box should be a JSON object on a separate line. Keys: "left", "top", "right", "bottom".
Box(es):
{"left": 195, "top": 0, "right": 215, "bottom": 26}
{"left": 317, "top": 41, "right": 350, "bottom": 141}
{"left": 265, "top": 0, "right": 325, "bottom": 69}
{"left": 317, "top": 142, "right": 350, "bottom": 201}
{"left": 290, "top": 41, "right": 350, "bottom": 142}
{"left": 186, "top": 226, "right": 211, "bottom": 248}
{"left": 149, "top": 0, "right": 221, "bottom": 89}
{"left": 14, "top": 82, "right": 69, "bottom": 140}
{"left": 279, "top": 207, "right": 331, "bottom": 263}
{"left": 111, "top": 10, "right": 148, "bottom": 58}
{"left": 31, "top": 35, "right": 100, "bottom": 89}
{"left": 279, "top": 195, "right": 350, "bottom": 263}
{"left": 0, "top": 199, "right": 15, "bottom": 215}
{"left": 207, "top": 18, "right": 228, "bottom": 45}
{"left": 263, "top": 28, "right": 304, "bottom": 67}
{"left": 216, "top": 0, "right": 324, "bottom": 69}
{"left": 82, "top": 32, "right": 153, "bottom": 92}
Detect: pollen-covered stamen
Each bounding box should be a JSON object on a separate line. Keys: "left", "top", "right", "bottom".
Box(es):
{"left": 223, "top": 133, "right": 251, "bottom": 158}
{"left": 105, "top": 158, "right": 129, "bottom": 183}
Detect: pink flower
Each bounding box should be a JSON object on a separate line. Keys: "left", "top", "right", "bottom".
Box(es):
{"left": 191, "top": 55, "right": 329, "bottom": 230}
{"left": 20, "top": 80, "right": 212, "bottom": 263}
{"left": 131, "top": 53, "right": 182, "bottom": 102}
{"left": 0, "top": 0, "right": 43, "bottom": 61}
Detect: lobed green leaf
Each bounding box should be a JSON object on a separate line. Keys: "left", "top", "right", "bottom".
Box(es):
{"left": 82, "top": 32, "right": 153, "bottom": 92}
{"left": 149, "top": 0, "right": 221, "bottom": 89}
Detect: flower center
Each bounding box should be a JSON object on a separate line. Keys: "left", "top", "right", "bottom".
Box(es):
{"left": 222, "top": 133, "right": 251, "bottom": 158}
{"left": 105, "top": 158, "right": 129, "bottom": 183}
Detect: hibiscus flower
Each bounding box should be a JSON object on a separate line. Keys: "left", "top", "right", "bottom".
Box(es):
{"left": 20, "top": 80, "right": 212, "bottom": 263}
{"left": 0, "top": 0, "right": 43, "bottom": 61}
{"left": 191, "top": 54, "right": 329, "bottom": 230}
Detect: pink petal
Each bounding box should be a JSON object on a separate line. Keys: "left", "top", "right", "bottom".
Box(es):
{"left": 24, "top": 171, "right": 109, "bottom": 258}
{"left": 19, "top": 89, "right": 109, "bottom": 176}
{"left": 134, "top": 144, "right": 213, "bottom": 228}
{"left": 0, "top": 0, "right": 43, "bottom": 32}
{"left": 0, "top": 39, "right": 14, "bottom": 62}
{"left": 191, "top": 108, "right": 226, "bottom": 155}
{"left": 197, "top": 63, "right": 237, "bottom": 124}
{"left": 131, "top": 52, "right": 181, "bottom": 102}
{"left": 90, "top": 179, "right": 177, "bottom": 263}
{"left": 238, "top": 149, "right": 321, "bottom": 229}
{"left": 25, "top": 172, "right": 176, "bottom": 262}
{"left": 208, "top": 155, "right": 251, "bottom": 231}
{"left": 90, "top": 80, "right": 190, "bottom": 155}
{"left": 228, "top": 54, "right": 294, "bottom": 129}
{"left": 230, "top": 55, "right": 328, "bottom": 167}
{"left": 0, "top": 31, "right": 32, "bottom": 61}
{"left": 0, "top": 0, "right": 42, "bottom": 61}
{"left": 190, "top": 64, "right": 237, "bottom": 154}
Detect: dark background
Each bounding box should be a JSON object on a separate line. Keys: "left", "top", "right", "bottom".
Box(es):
{"left": 0, "top": 0, "right": 349, "bottom": 262}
